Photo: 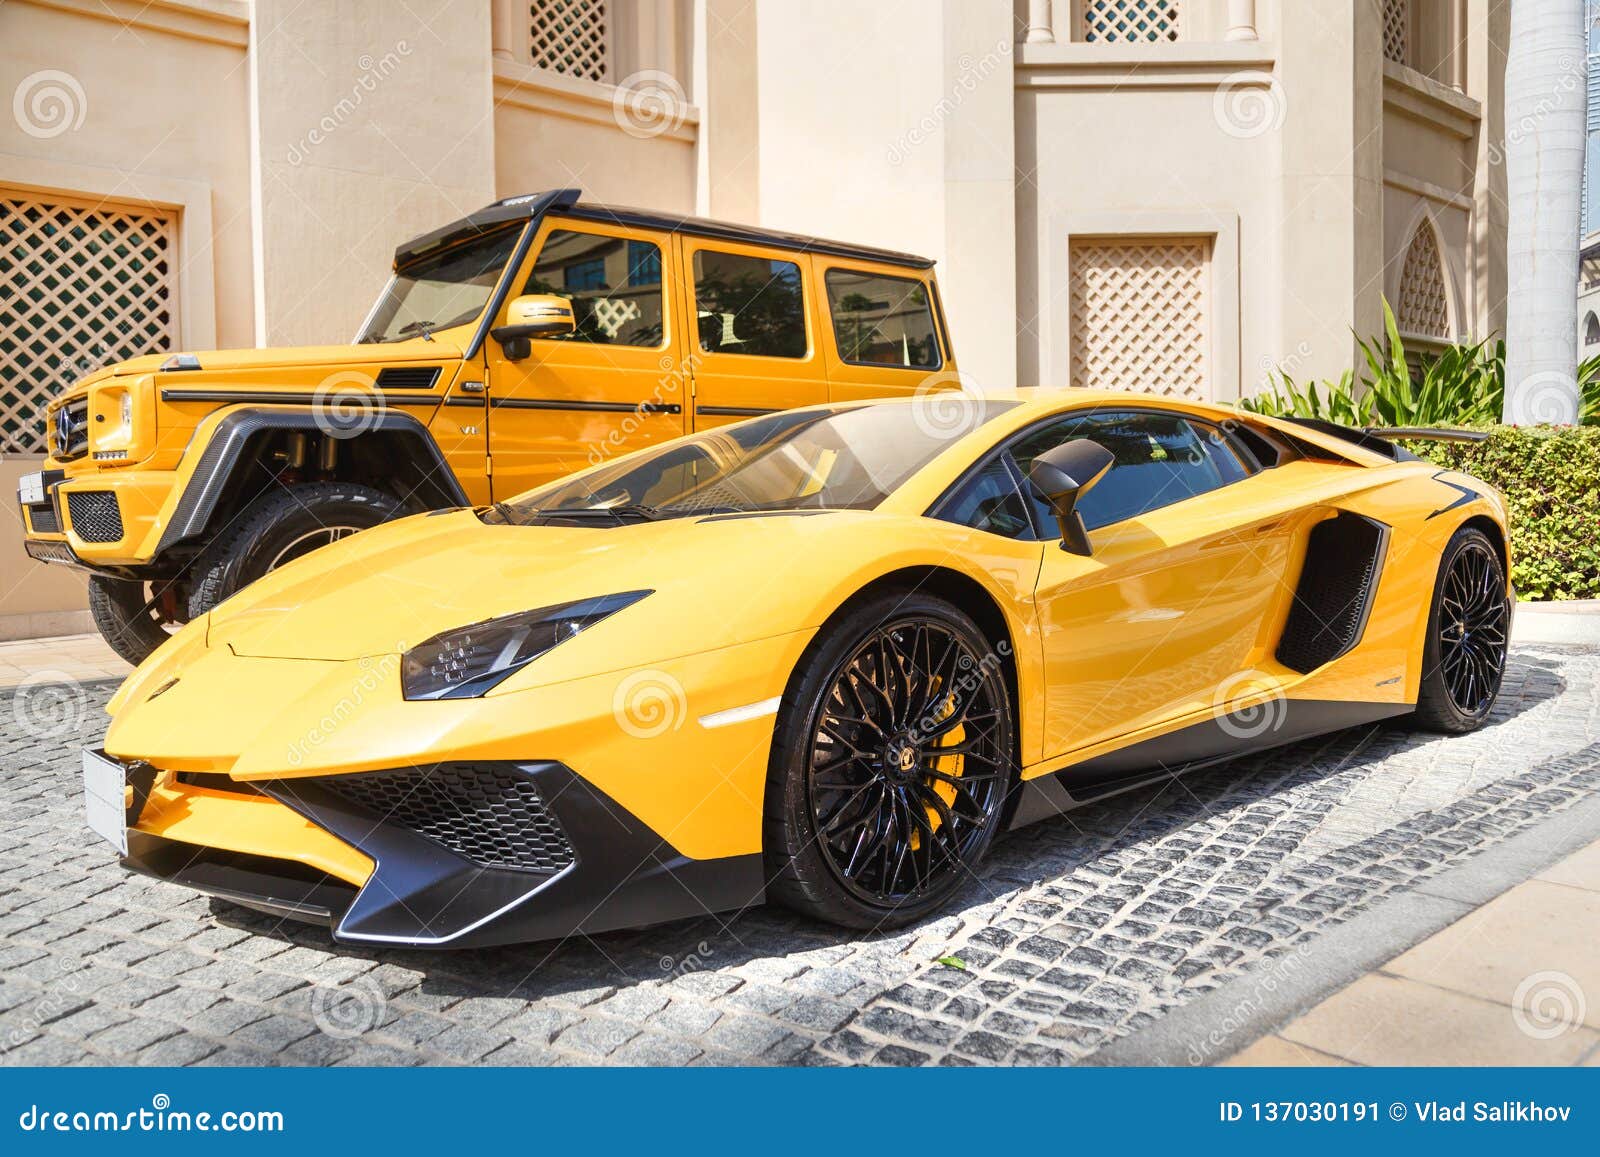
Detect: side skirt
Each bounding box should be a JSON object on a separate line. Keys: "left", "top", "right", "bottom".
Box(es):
{"left": 1005, "top": 698, "right": 1413, "bottom": 830}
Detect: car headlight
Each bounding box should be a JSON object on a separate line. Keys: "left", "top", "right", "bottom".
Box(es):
{"left": 401, "top": 591, "right": 651, "bottom": 700}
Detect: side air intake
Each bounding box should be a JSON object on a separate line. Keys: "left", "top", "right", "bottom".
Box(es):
{"left": 1276, "top": 512, "right": 1390, "bottom": 674}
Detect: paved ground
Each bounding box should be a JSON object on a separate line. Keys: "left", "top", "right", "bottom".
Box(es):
{"left": 1, "top": 642, "right": 1597, "bottom": 1067}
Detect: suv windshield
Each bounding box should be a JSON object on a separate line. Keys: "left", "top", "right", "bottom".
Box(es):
{"left": 357, "top": 223, "right": 523, "bottom": 344}
{"left": 489, "top": 400, "right": 1017, "bottom": 524}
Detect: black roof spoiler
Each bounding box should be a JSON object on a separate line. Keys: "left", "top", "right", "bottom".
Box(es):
{"left": 394, "top": 188, "right": 581, "bottom": 267}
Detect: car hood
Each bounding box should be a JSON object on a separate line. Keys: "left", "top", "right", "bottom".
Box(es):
{"left": 202, "top": 508, "right": 921, "bottom": 683}
{"left": 107, "top": 338, "right": 461, "bottom": 376}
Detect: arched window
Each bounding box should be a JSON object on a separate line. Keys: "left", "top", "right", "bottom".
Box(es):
{"left": 1585, "top": 312, "right": 1600, "bottom": 346}
{"left": 1395, "top": 222, "right": 1452, "bottom": 340}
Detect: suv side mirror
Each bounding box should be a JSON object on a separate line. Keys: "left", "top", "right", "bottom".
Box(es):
{"left": 491, "top": 294, "right": 575, "bottom": 360}
{"left": 1027, "top": 438, "right": 1114, "bottom": 556}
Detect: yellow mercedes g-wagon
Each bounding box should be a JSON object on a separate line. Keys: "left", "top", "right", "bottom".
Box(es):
{"left": 19, "top": 188, "right": 958, "bottom": 663}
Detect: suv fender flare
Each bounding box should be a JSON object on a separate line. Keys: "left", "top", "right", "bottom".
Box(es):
{"left": 155, "top": 405, "right": 470, "bottom": 554}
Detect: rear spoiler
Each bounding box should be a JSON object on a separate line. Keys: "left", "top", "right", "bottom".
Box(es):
{"left": 1280, "top": 417, "right": 1487, "bottom": 463}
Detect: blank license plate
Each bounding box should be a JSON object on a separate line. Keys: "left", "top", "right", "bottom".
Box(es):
{"left": 82, "top": 748, "right": 128, "bottom": 856}
{"left": 17, "top": 472, "right": 44, "bottom": 506}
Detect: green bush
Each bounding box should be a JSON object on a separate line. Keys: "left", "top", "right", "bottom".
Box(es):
{"left": 1406, "top": 426, "right": 1600, "bottom": 601}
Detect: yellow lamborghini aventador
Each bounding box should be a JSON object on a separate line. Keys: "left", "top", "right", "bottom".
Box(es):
{"left": 85, "top": 390, "right": 1512, "bottom": 947}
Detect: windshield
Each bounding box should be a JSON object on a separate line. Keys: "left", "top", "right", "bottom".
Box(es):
{"left": 488, "top": 400, "right": 1018, "bottom": 524}
{"left": 357, "top": 224, "right": 524, "bottom": 344}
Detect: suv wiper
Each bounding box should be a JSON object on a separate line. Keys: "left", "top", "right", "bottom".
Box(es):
{"left": 395, "top": 319, "right": 435, "bottom": 341}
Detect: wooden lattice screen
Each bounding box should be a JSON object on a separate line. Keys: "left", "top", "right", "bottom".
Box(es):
{"left": 1068, "top": 237, "right": 1211, "bottom": 400}
{"left": 0, "top": 189, "right": 178, "bottom": 454}
{"left": 529, "top": 0, "right": 609, "bottom": 83}
{"left": 1081, "top": 0, "right": 1182, "bottom": 43}
{"left": 1396, "top": 223, "right": 1451, "bottom": 340}
{"left": 1382, "top": 0, "right": 1409, "bottom": 66}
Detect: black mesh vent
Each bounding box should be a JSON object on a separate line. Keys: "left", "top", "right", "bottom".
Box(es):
{"left": 66, "top": 491, "right": 124, "bottom": 542}
{"left": 375, "top": 366, "right": 441, "bottom": 390}
{"left": 1276, "top": 513, "right": 1389, "bottom": 674}
{"left": 317, "top": 764, "right": 574, "bottom": 873}
{"left": 25, "top": 501, "right": 59, "bottom": 535}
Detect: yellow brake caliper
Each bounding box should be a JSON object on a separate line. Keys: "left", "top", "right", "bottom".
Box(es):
{"left": 911, "top": 686, "right": 964, "bottom": 850}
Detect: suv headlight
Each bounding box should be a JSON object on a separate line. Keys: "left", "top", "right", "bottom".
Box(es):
{"left": 401, "top": 591, "right": 650, "bottom": 700}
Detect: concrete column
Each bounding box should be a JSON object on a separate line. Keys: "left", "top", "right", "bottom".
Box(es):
{"left": 491, "top": 0, "right": 518, "bottom": 62}
{"left": 1224, "top": 0, "right": 1258, "bottom": 42}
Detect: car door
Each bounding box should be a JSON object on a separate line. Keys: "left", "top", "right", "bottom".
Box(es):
{"left": 1016, "top": 409, "right": 1300, "bottom": 766}
{"left": 681, "top": 239, "right": 824, "bottom": 429}
{"left": 482, "top": 218, "right": 688, "bottom": 499}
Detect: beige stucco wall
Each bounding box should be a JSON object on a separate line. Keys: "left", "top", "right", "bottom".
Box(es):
{"left": 251, "top": 0, "right": 498, "bottom": 347}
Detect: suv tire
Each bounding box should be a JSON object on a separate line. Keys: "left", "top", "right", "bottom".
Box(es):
{"left": 87, "top": 575, "right": 180, "bottom": 667}
{"left": 186, "top": 482, "right": 404, "bottom": 620}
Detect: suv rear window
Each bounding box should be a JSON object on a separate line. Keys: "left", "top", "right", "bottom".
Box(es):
{"left": 825, "top": 269, "right": 940, "bottom": 369}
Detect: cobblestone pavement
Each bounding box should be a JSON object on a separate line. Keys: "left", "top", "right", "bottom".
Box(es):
{"left": 1, "top": 644, "right": 1597, "bottom": 1067}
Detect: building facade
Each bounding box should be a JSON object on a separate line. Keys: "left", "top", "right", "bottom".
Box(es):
{"left": 1, "top": 0, "right": 1510, "bottom": 637}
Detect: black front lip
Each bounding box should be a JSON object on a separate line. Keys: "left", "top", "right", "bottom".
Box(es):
{"left": 128, "top": 761, "right": 765, "bottom": 950}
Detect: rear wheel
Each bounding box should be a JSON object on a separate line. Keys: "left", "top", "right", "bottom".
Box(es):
{"left": 1413, "top": 526, "right": 1510, "bottom": 734}
{"left": 186, "top": 482, "right": 403, "bottom": 620}
{"left": 764, "top": 592, "right": 1014, "bottom": 930}
{"left": 87, "top": 575, "right": 184, "bottom": 666}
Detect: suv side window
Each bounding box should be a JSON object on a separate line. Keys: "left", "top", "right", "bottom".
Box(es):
{"left": 692, "top": 250, "right": 807, "bottom": 358}
{"left": 824, "top": 269, "right": 941, "bottom": 369}
{"left": 523, "top": 229, "right": 666, "bottom": 347}
{"left": 1011, "top": 411, "right": 1235, "bottom": 531}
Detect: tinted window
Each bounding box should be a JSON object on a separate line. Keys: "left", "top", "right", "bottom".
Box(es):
{"left": 360, "top": 223, "right": 522, "bottom": 343}
{"left": 692, "top": 250, "right": 807, "bottom": 358}
{"left": 1010, "top": 411, "right": 1231, "bottom": 531}
{"left": 523, "top": 229, "right": 664, "bottom": 347}
{"left": 935, "top": 456, "right": 1034, "bottom": 539}
{"left": 825, "top": 269, "right": 941, "bottom": 369}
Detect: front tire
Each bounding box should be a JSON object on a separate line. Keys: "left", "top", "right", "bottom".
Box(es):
{"left": 186, "top": 482, "right": 404, "bottom": 620}
{"left": 1413, "top": 526, "right": 1510, "bottom": 734}
{"left": 763, "top": 592, "right": 1015, "bottom": 930}
{"left": 87, "top": 575, "right": 181, "bottom": 666}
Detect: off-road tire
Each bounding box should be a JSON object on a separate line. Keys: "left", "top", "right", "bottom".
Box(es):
{"left": 186, "top": 482, "right": 404, "bottom": 620}
{"left": 87, "top": 575, "right": 179, "bottom": 667}
{"left": 1412, "top": 525, "right": 1510, "bottom": 734}
{"left": 763, "top": 591, "right": 1015, "bottom": 930}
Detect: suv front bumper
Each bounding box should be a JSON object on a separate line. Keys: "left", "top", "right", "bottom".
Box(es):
{"left": 19, "top": 466, "right": 180, "bottom": 570}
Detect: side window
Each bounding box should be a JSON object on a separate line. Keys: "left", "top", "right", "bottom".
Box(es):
{"left": 824, "top": 269, "right": 941, "bottom": 369}
{"left": 692, "top": 250, "right": 807, "bottom": 358}
{"left": 1009, "top": 411, "right": 1231, "bottom": 531}
{"left": 935, "top": 456, "right": 1035, "bottom": 540}
{"left": 523, "top": 229, "right": 664, "bottom": 347}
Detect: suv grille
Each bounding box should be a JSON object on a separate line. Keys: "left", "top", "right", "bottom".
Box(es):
{"left": 50, "top": 396, "right": 90, "bottom": 460}
{"left": 66, "top": 491, "right": 124, "bottom": 543}
{"left": 25, "top": 501, "right": 59, "bottom": 535}
{"left": 316, "top": 763, "right": 575, "bottom": 873}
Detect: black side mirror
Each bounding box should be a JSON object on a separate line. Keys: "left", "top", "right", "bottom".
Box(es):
{"left": 1027, "top": 438, "right": 1114, "bottom": 555}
